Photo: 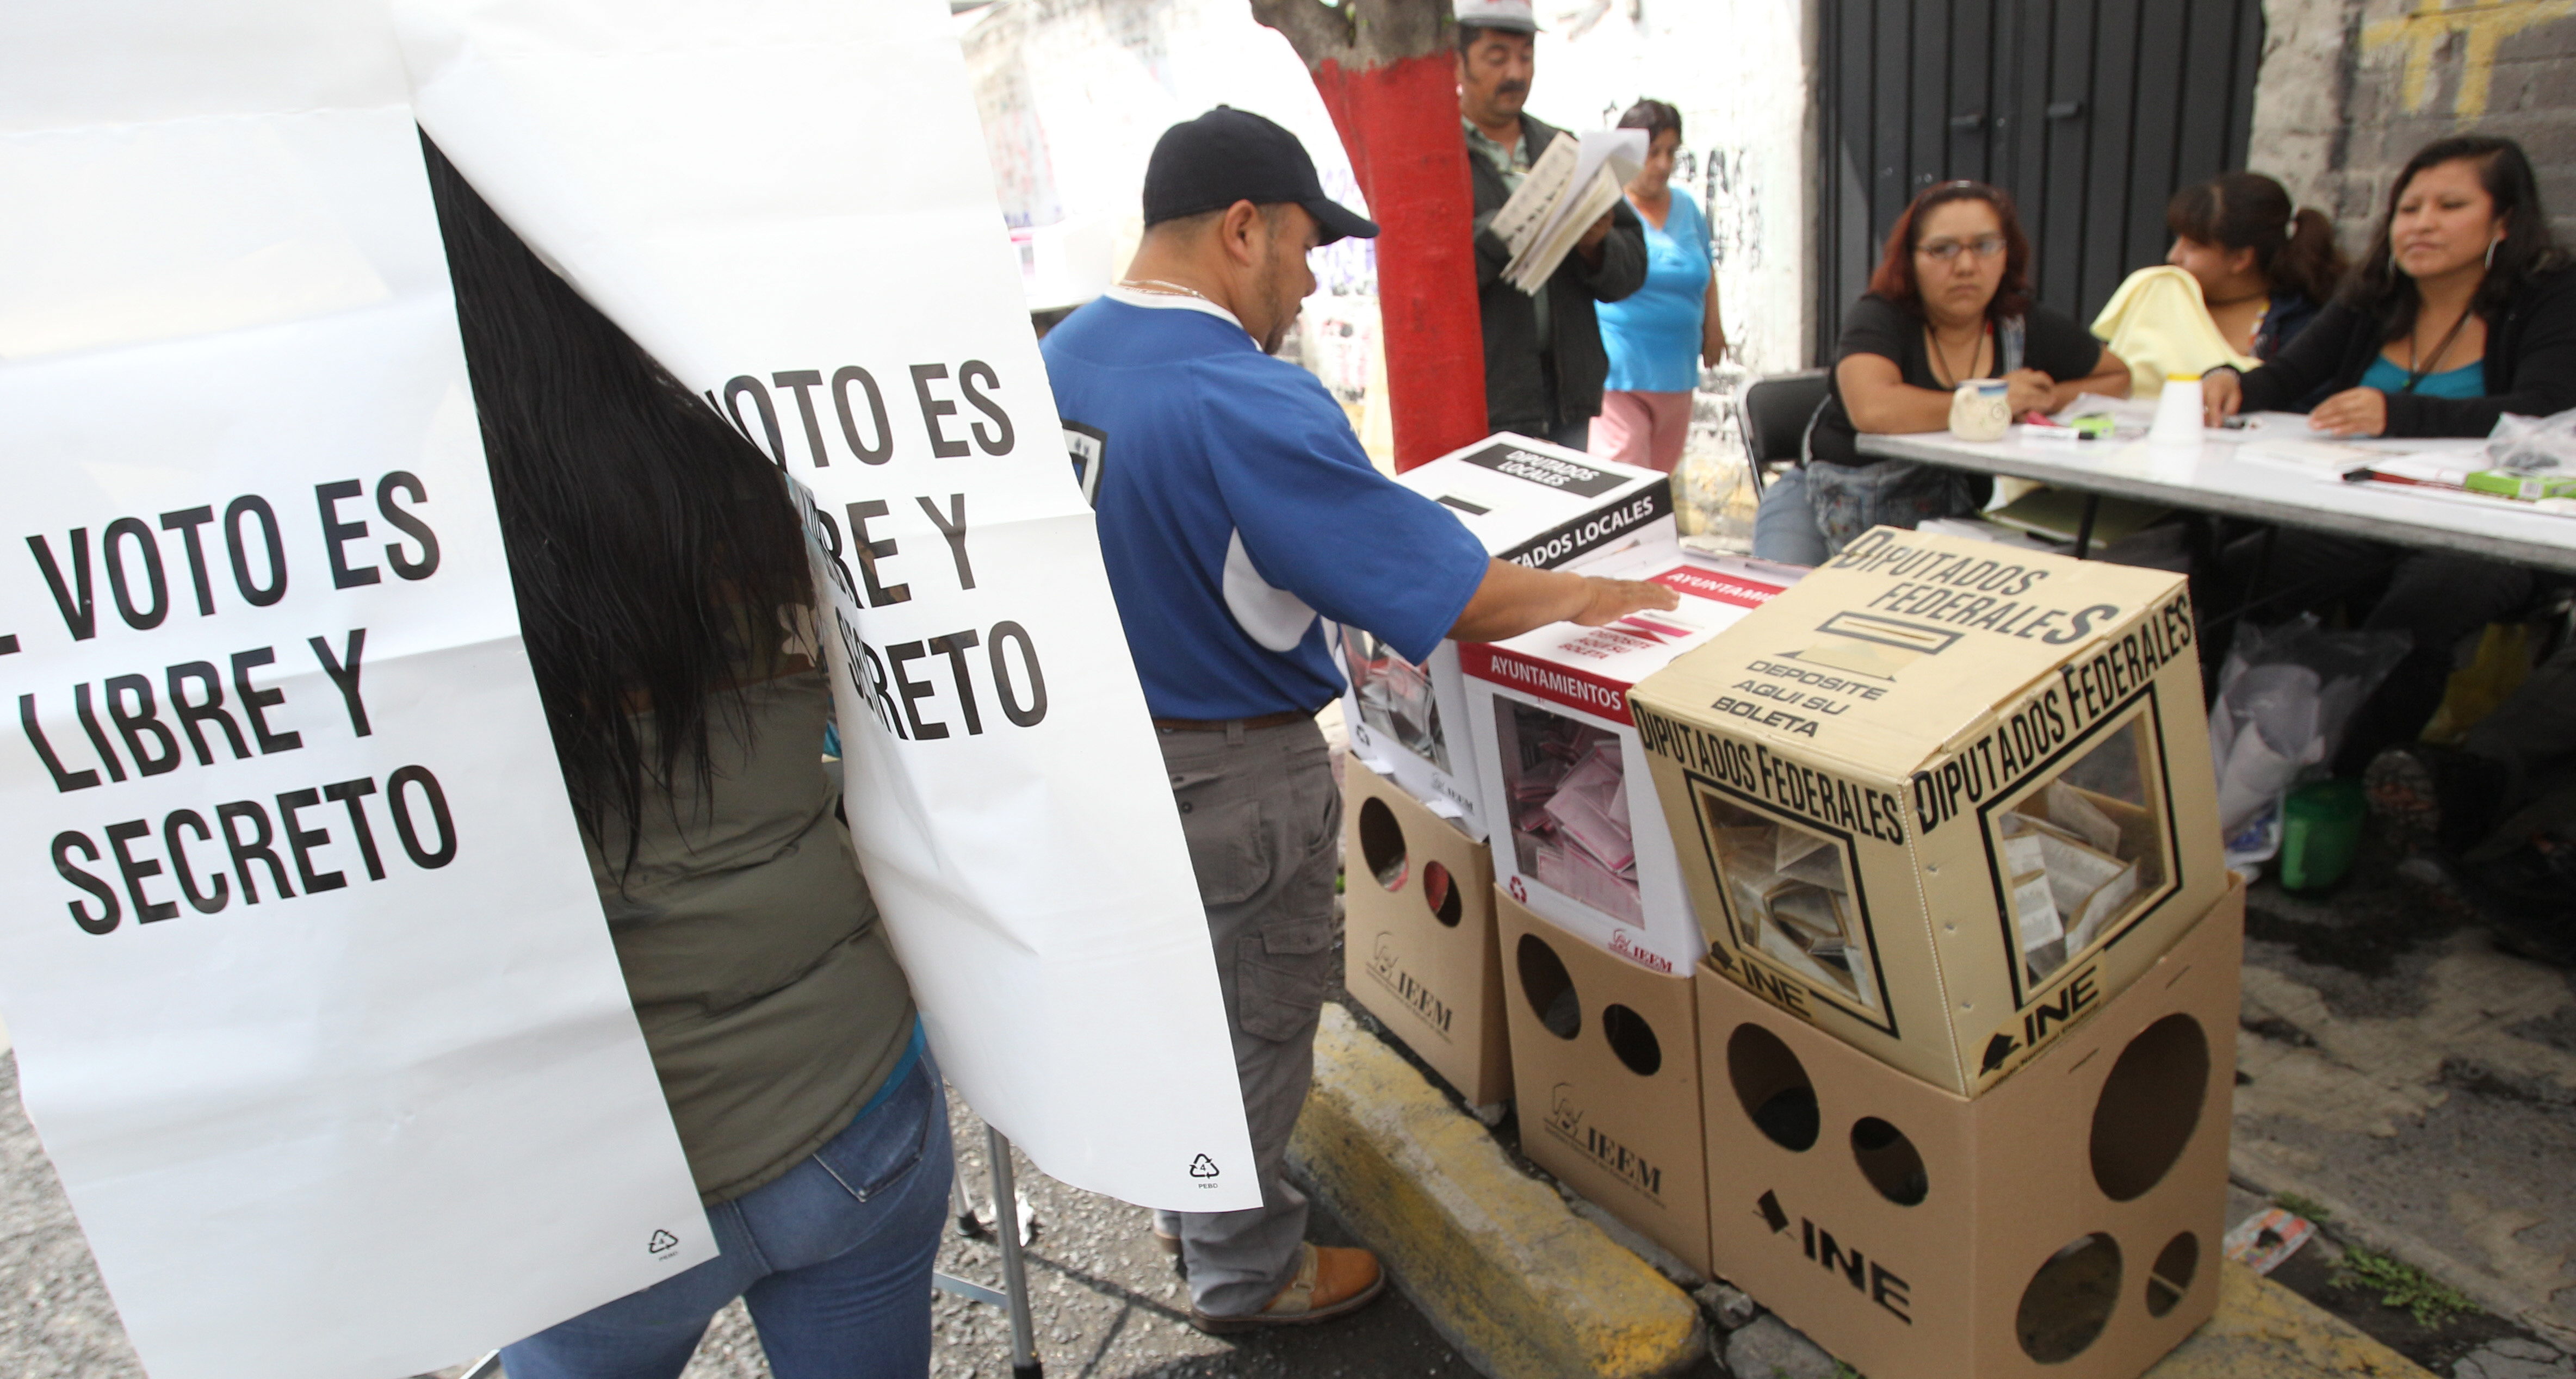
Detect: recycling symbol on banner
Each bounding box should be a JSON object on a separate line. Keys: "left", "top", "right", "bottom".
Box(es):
{"left": 647, "top": 1229, "right": 679, "bottom": 1255}
{"left": 1187, "top": 1154, "right": 1221, "bottom": 1179}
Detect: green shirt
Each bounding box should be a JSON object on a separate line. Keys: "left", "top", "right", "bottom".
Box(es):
{"left": 1465, "top": 118, "right": 1550, "bottom": 342}
{"left": 589, "top": 667, "right": 918, "bottom": 1204}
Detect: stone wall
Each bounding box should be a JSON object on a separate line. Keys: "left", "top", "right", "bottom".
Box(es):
{"left": 2250, "top": 0, "right": 2576, "bottom": 258}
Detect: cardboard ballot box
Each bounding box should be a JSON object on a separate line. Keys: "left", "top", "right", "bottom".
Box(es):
{"left": 1340, "top": 433, "right": 1674, "bottom": 841}
{"left": 1341, "top": 758, "right": 1511, "bottom": 1107}
{"left": 1464, "top": 552, "right": 1801, "bottom": 976}
{"left": 1697, "top": 878, "right": 2241, "bottom": 1379}
{"left": 1631, "top": 527, "right": 2223, "bottom": 1094}
{"left": 1497, "top": 889, "right": 1711, "bottom": 1274}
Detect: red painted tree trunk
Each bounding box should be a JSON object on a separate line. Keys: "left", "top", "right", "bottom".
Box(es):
{"left": 1310, "top": 55, "right": 1488, "bottom": 471}
{"left": 1253, "top": 0, "right": 1485, "bottom": 471}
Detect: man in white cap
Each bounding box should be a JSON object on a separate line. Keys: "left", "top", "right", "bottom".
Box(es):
{"left": 1039, "top": 106, "right": 1675, "bottom": 1334}
{"left": 1457, "top": 0, "right": 1646, "bottom": 449}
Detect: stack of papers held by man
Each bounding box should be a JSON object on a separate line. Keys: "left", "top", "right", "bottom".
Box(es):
{"left": 1491, "top": 127, "right": 1648, "bottom": 295}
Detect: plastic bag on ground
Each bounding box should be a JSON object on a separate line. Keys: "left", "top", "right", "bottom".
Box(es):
{"left": 2209, "top": 617, "right": 2410, "bottom": 844}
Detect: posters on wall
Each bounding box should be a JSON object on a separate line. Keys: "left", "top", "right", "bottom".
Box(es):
{"left": 396, "top": 0, "right": 1260, "bottom": 1212}
{"left": 0, "top": 2, "right": 716, "bottom": 1376}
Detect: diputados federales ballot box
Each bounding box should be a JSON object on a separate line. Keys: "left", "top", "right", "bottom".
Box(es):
{"left": 1629, "top": 527, "right": 2222, "bottom": 1095}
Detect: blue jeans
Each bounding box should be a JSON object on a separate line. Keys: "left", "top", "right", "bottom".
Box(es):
{"left": 500, "top": 1048, "right": 952, "bottom": 1379}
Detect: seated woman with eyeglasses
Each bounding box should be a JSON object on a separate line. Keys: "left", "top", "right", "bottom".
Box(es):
{"left": 1805, "top": 179, "right": 2131, "bottom": 552}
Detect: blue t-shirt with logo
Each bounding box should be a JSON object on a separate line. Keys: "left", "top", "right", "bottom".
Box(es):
{"left": 1041, "top": 294, "right": 1490, "bottom": 720}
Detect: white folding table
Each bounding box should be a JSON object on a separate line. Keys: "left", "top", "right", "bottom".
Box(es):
{"left": 1855, "top": 415, "right": 2576, "bottom": 574}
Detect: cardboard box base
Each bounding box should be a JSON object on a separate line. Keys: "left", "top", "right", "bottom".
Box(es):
{"left": 1342, "top": 760, "right": 1510, "bottom": 1107}
{"left": 1695, "top": 879, "right": 2244, "bottom": 1379}
{"left": 1497, "top": 890, "right": 1711, "bottom": 1274}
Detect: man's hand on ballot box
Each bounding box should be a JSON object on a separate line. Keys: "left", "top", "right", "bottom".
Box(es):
{"left": 1447, "top": 556, "right": 1680, "bottom": 643}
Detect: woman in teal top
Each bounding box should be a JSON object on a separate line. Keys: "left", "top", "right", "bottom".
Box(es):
{"left": 2355, "top": 356, "right": 2484, "bottom": 399}
{"left": 1592, "top": 100, "right": 1724, "bottom": 472}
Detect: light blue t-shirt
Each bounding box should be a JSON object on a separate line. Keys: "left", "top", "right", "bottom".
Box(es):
{"left": 1040, "top": 293, "right": 1490, "bottom": 721}
{"left": 1598, "top": 189, "right": 1712, "bottom": 394}
{"left": 2358, "top": 355, "right": 2485, "bottom": 400}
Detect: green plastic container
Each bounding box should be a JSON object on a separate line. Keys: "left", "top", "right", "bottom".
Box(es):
{"left": 2279, "top": 779, "right": 2367, "bottom": 891}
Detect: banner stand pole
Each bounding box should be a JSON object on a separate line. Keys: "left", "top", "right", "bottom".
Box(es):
{"left": 984, "top": 1125, "right": 1045, "bottom": 1379}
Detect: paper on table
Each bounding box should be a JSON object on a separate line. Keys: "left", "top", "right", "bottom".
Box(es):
{"left": 398, "top": 0, "right": 1260, "bottom": 1213}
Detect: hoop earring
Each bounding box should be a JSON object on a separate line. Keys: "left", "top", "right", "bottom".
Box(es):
{"left": 2487, "top": 238, "right": 2500, "bottom": 270}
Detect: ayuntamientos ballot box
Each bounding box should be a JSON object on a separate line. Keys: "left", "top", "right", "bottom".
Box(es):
{"left": 1628, "top": 527, "right": 2223, "bottom": 1095}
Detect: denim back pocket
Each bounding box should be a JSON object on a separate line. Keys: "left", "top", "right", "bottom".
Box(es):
{"left": 810, "top": 1060, "right": 935, "bottom": 1205}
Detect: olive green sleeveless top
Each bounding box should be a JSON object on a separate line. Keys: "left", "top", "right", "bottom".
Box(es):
{"left": 586, "top": 668, "right": 916, "bottom": 1204}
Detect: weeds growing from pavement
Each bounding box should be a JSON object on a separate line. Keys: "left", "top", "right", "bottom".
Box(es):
{"left": 2330, "top": 1246, "right": 2479, "bottom": 1328}
{"left": 2272, "top": 1192, "right": 2333, "bottom": 1222}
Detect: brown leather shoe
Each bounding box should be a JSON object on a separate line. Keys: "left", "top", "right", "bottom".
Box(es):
{"left": 1190, "top": 1243, "right": 1385, "bottom": 1333}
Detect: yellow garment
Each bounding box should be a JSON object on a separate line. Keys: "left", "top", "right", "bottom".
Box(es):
{"left": 2089, "top": 265, "right": 2259, "bottom": 397}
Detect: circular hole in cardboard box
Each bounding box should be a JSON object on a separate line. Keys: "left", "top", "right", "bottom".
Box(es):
{"left": 1727, "top": 1023, "right": 1819, "bottom": 1151}
{"left": 2017, "top": 1232, "right": 2122, "bottom": 1363}
{"left": 1849, "top": 1116, "right": 1929, "bottom": 1205}
{"left": 2089, "top": 1014, "right": 2210, "bottom": 1202}
{"left": 2146, "top": 1232, "right": 2199, "bottom": 1316}
{"left": 1517, "top": 934, "right": 1581, "bottom": 1039}
{"left": 1422, "top": 860, "right": 1462, "bottom": 927}
{"left": 1601, "top": 1003, "right": 1662, "bottom": 1076}
{"left": 1358, "top": 797, "right": 1407, "bottom": 891}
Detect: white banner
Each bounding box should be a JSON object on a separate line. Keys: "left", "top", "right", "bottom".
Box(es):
{"left": 397, "top": 0, "right": 1260, "bottom": 1210}
{"left": 0, "top": 4, "right": 716, "bottom": 1377}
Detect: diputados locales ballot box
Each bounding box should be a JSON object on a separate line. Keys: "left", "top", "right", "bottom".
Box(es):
{"left": 1340, "top": 433, "right": 1673, "bottom": 841}
{"left": 1629, "top": 526, "right": 2222, "bottom": 1095}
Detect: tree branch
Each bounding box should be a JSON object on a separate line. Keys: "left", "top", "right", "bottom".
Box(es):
{"left": 1252, "top": 0, "right": 1448, "bottom": 68}
{"left": 1249, "top": 0, "right": 1357, "bottom": 67}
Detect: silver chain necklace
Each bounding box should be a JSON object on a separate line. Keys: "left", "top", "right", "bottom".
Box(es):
{"left": 1118, "top": 277, "right": 1213, "bottom": 303}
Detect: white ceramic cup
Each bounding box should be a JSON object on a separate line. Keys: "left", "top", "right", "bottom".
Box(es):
{"left": 1949, "top": 379, "right": 2013, "bottom": 442}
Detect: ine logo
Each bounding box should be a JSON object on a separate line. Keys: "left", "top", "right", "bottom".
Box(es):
{"left": 1188, "top": 1154, "right": 1221, "bottom": 1179}
{"left": 1754, "top": 1190, "right": 1912, "bottom": 1323}
{"left": 647, "top": 1229, "right": 679, "bottom": 1256}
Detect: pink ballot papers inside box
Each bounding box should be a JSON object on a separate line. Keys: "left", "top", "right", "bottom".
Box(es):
{"left": 1463, "top": 555, "right": 1803, "bottom": 973}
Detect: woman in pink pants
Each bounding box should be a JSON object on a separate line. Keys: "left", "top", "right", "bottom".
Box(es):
{"left": 1592, "top": 99, "right": 1725, "bottom": 472}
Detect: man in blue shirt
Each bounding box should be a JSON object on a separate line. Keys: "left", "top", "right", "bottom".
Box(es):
{"left": 1042, "top": 106, "right": 1674, "bottom": 1333}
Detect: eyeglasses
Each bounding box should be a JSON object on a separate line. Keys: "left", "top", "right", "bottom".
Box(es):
{"left": 1917, "top": 235, "right": 2007, "bottom": 263}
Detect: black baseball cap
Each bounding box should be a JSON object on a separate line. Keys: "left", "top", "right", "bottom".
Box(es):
{"left": 1143, "top": 107, "right": 1379, "bottom": 245}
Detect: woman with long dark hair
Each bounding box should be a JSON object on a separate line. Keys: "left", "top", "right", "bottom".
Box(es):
{"left": 2209, "top": 135, "right": 2575, "bottom": 782}
{"left": 423, "top": 137, "right": 946, "bottom": 1379}
{"left": 1803, "top": 179, "right": 2131, "bottom": 551}
{"left": 2203, "top": 134, "right": 2575, "bottom": 432}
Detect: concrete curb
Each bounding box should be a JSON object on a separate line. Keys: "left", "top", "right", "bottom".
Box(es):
{"left": 2234, "top": 1144, "right": 2576, "bottom": 1352}
{"left": 1289, "top": 1003, "right": 1706, "bottom": 1379}
{"left": 2144, "top": 1260, "right": 2434, "bottom": 1378}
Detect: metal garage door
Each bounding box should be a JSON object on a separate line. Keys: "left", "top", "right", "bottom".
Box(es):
{"left": 1815, "top": 0, "right": 2265, "bottom": 361}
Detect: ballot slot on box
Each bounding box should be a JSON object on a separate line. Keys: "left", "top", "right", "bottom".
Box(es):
{"left": 1462, "top": 554, "right": 1802, "bottom": 976}
{"left": 1698, "top": 880, "right": 2242, "bottom": 1379}
{"left": 1633, "top": 527, "right": 2223, "bottom": 1095}
{"left": 1341, "top": 433, "right": 1676, "bottom": 841}
{"left": 1497, "top": 889, "right": 1712, "bottom": 1272}
{"left": 1341, "top": 759, "right": 1512, "bottom": 1107}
